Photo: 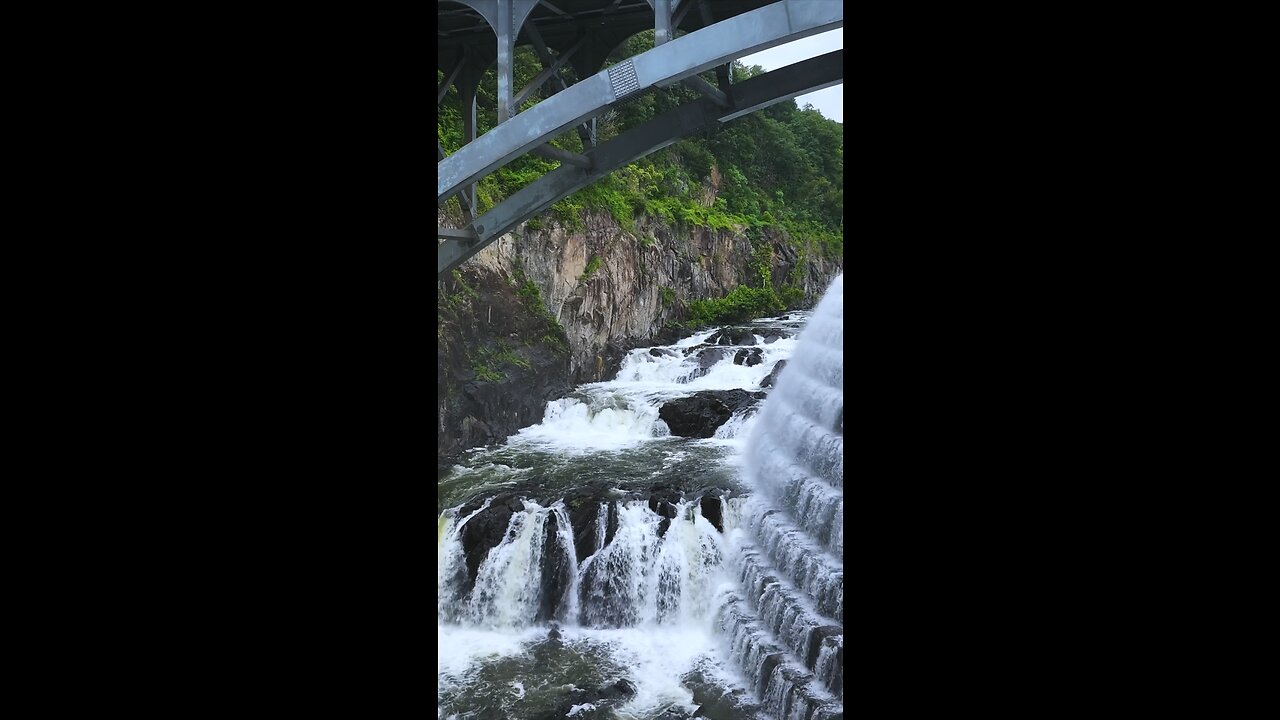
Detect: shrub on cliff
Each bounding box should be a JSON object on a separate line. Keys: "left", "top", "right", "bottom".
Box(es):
{"left": 687, "top": 285, "right": 785, "bottom": 326}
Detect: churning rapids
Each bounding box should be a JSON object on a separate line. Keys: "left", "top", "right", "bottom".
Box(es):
{"left": 439, "top": 276, "right": 843, "bottom": 720}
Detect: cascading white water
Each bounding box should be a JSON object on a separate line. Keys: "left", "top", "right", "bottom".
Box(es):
{"left": 577, "top": 500, "right": 726, "bottom": 627}
{"left": 466, "top": 500, "right": 555, "bottom": 628}
{"left": 726, "top": 274, "right": 844, "bottom": 719}
{"left": 551, "top": 504, "right": 581, "bottom": 624}
{"left": 506, "top": 320, "right": 802, "bottom": 453}
{"left": 438, "top": 497, "right": 493, "bottom": 623}
{"left": 437, "top": 305, "right": 838, "bottom": 719}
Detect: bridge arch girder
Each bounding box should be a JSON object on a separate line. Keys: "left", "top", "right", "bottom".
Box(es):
{"left": 438, "top": 49, "right": 843, "bottom": 277}
{"left": 438, "top": 0, "right": 843, "bottom": 207}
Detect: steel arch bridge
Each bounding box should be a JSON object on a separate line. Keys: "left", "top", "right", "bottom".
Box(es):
{"left": 437, "top": 0, "right": 844, "bottom": 278}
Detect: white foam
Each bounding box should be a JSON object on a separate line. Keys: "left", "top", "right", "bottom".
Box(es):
{"left": 437, "top": 625, "right": 543, "bottom": 686}
{"left": 559, "top": 625, "right": 722, "bottom": 718}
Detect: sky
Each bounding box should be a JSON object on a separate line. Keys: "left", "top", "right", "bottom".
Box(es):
{"left": 738, "top": 28, "right": 843, "bottom": 123}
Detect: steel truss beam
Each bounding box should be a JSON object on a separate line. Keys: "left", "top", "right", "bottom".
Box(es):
{"left": 524, "top": 21, "right": 596, "bottom": 148}
{"left": 438, "top": 0, "right": 843, "bottom": 206}
{"left": 438, "top": 49, "right": 843, "bottom": 277}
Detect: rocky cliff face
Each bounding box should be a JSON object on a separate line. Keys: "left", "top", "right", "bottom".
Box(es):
{"left": 437, "top": 211, "right": 842, "bottom": 460}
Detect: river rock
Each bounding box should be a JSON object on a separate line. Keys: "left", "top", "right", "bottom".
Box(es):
{"left": 459, "top": 494, "right": 521, "bottom": 587}
{"left": 538, "top": 510, "right": 575, "bottom": 622}
{"left": 684, "top": 670, "right": 764, "bottom": 720}
{"left": 659, "top": 395, "right": 732, "bottom": 437}
{"left": 760, "top": 359, "right": 788, "bottom": 388}
{"left": 566, "top": 487, "right": 619, "bottom": 562}
{"left": 700, "top": 494, "right": 724, "bottom": 533}
{"left": 733, "top": 347, "right": 764, "bottom": 366}
{"left": 600, "top": 678, "right": 637, "bottom": 700}
{"left": 696, "top": 389, "right": 767, "bottom": 414}
{"left": 707, "top": 327, "right": 755, "bottom": 345}
{"left": 648, "top": 485, "right": 682, "bottom": 518}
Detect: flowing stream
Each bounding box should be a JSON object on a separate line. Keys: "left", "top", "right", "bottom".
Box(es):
{"left": 438, "top": 276, "right": 843, "bottom": 720}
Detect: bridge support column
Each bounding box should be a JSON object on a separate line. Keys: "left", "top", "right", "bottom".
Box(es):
{"left": 654, "top": 0, "right": 673, "bottom": 46}
{"left": 496, "top": 0, "right": 514, "bottom": 122}
{"left": 458, "top": 65, "right": 484, "bottom": 218}
{"left": 699, "top": 3, "right": 734, "bottom": 103}
{"left": 494, "top": 0, "right": 542, "bottom": 123}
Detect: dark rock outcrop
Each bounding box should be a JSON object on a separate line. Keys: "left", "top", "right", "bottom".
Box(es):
{"left": 659, "top": 395, "right": 732, "bottom": 438}
{"left": 565, "top": 486, "right": 620, "bottom": 562}
{"left": 683, "top": 670, "right": 764, "bottom": 720}
{"left": 659, "top": 390, "right": 767, "bottom": 437}
{"left": 696, "top": 389, "right": 767, "bottom": 414}
{"left": 679, "top": 345, "right": 737, "bottom": 382}
{"left": 437, "top": 208, "right": 841, "bottom": 458}
{"left": 600, "top": 678, "right": 637, "bottom": 700}
{"left": 459, "top": 494, "right": 523, "bottom": 588}
{"left": 538, "top": 510, "right": 575, "bottom": 623}
{"left": 700, "top": 494, "right": 724, "bottom": 533}
{"left": 437, "top": 267, "right": 572, "bottom": 460}
{"left": 648, "top": 485, "right": 682, "bottom": 518}
{"left": 542, "top": 677, "right": 638, "bottom": 720}
{"left": 707, "top": 327, "right": 756, "bottom": 346}
{"left": 760, "top": 359, "right": 788, "bottom": 388}
{"left": 733, "top": 347, "right": 764, "bottom": 366}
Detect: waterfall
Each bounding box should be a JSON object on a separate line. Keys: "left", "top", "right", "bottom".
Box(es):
{"left": 437, "top": 295, "right": 843, "bottom": 719}
{"left": 727, "top": 274, "right": 844, "bottom": 719}
{"left": 438, "top": 497, "right": 493, "bottom": 623}
{"left": 438, "top": 498, "right": 730, "bottom": 630}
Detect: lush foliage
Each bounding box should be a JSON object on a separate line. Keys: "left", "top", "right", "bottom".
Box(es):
{"left": 470, "top": 339, "right": 531, "bottom": 382}
{"left": 438, "top": 30, "right": 843, "bottom": 323}
{"left": 687, "top": 284, "right": 786, "bottom": 325}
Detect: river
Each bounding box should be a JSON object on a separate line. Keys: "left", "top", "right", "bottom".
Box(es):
{"left": 438, "top": 275, "right": 843, "bottom": 720}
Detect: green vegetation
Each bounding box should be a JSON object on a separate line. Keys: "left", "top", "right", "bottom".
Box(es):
{"left": 513, "top": 269, "right": 571, "bottom": 356}
{"left": 440, "top": 269, "right": 481, "bottom": 313}
{"left": 658, "top": 286, "right": 676, "bottom": 306}
{"left": 517, "top": 278, "right": 546, "bottom": 314}
{"left": 470, "top": 339, "right": 532, "bottom": 383}
{"left": 438, "top": 32, "right": 841, "bottom": 249}
{"left": 687, "top": 285, "right": 785, "bottom": 326}
{"left": 438, "top": 30, "right": 842, "bottom": 327}
{"left": 580, "top": 255, "right": 603, "bottom": 283}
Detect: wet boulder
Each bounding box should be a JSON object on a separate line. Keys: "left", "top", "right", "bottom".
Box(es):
{"left": 544, "top": 678, "right": 637, "bottom": 719}
{"left": 565, "top": 488, "right": 618, "bottom": 562}
{"left": 648, "top": 486, "right": 681, "bottom": 519}
{"left": 733, "top": 347, "right": 764, "bottom": 366}
{"left": 683, "top": 670, "right": 764, "bottom": 720}
{"left": 695, "top": 389, "right": 767, "bottom": 414}
{"left": 707, "top": 327, "right": 755, "bottom": 345}
{"left": 700, "top": 494, "right": 724, "bottom": 533}
{"left": 649, "top": 485, "right": 682, "bottom": 537}
{"left": 459, "top": 494, "right": 522, "bottom": 587}
{"left": 760, "top": 359, "right": 788, "bottom": 388}
{"left": 538, "top": 510, "right": 576, "bottom": 623}
{"left": 698, "top": 346, "right": 736, "bottom": 365}
{"left": 679, "top": 345, "right": 737, "bottom": 382}
{"left": 659, "top": 395, "right": 732, "bottom": 438}
{"left": 599, "top": 678, "right": 637, "bottom": 700}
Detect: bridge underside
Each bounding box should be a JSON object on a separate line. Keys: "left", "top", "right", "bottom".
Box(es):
{"left": 437, "top": 0, "right": 843, "bottom": 278}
